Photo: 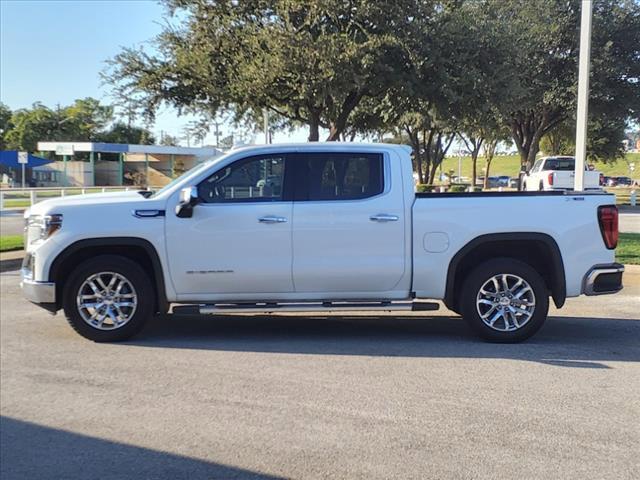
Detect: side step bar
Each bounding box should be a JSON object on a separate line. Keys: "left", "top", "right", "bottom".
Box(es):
{"left": 173, "top": 301, "right": 439, "bottom": 316}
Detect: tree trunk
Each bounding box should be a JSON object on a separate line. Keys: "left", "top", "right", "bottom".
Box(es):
{"left": 484, "top": 157, "right": 493, "bottom": 189}
{"left": 510, "top": 110, "right": 564, "bottom": 169}
{"left": 471, "top": 152, "right": 478, "bottom": 189}
{"left": 483, "top": 138, "right": 498, "bottom": 190}
{"left": 308, "top": 112, "right": 320, "bottom": 142}
{"left": 326, "top": 125, "right": 340, "bottom": 141}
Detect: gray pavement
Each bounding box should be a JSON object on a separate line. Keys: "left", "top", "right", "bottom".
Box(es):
{"left": 620, "top": 210, "right": 640, "bottom": 233}
{"left": 1, "top": 270, "right": 639, "bottom": 479}
{"left": 0, "top": 210, "right": 23, "bottom": 236}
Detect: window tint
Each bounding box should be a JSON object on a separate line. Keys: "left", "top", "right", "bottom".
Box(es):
{"left": 198, "top": 155, "right": 286, "bottom": 203}
{"left": 543, "top": 158, "right": 575, "bottom": 171}
{"left": 296, "top": 153, "right": 383, "bottom": 201}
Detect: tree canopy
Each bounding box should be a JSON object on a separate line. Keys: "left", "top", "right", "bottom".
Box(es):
{"left": 1, "top": 99, "right": 155, "bottom": 151}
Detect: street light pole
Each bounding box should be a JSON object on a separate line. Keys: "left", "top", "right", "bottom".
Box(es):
{"left": 574, "top": 0, "right": 593, "bottom": 191}
{"left": 263, "top": 108, "right": 270, "bottom": 144}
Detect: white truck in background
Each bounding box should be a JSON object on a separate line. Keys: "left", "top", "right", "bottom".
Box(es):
{"left": 522, "top": 156, "right": 601, "bottom": 191}
{"left": 21, "top": 144, "right": 623, "bottom": 343}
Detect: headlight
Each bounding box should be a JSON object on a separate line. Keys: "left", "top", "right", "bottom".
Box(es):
{"left": 25, "top": 214, "right": 63, "bottom": 245}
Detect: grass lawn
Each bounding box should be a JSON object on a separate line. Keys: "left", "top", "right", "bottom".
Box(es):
{"left": 617, "top": 233, "right": 640, "bottom": 265}
{"left": 3, "top": 200, "right": 31, "bottom": 208}
{"left": 439, "top": 152, "right": 640, "bottom": 180}
{"left": 0, "top": 235, "right": 24, "bottom": 252}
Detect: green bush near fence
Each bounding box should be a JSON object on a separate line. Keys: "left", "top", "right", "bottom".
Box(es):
{"left": 0, "top": 236, "right": 23, "bottom": 252}
{"left": 617, "top": 233, "right": 640, "bottom": 265}
{"left": 416, "top": 184, "right": 435, "bottom": 193}
{"left": 449, "top": 184, "right": 469, "bottom": 193}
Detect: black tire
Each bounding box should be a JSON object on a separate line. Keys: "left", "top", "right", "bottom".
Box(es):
{"left": 460, "top": 258, "right": 549, "bottom": 343}
{"left": 539, "top": 181, "right": 544, "bottom": 191}
{"left": 62, "top": 255, "right": 155, "bottom": 342}
{"left": 522, "top": 182, "right": 527, "bottom": 192}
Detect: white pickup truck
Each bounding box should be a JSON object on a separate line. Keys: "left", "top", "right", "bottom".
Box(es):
{"left": 522, "top": 156, "right": 601, "bottom": 191}
{"left": 21, "top": 143, "right": 623, "bottom": 343}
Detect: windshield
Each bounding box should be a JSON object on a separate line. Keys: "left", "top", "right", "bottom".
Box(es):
{"left": 149, "top": 157, "right": 222, "bottom": 198}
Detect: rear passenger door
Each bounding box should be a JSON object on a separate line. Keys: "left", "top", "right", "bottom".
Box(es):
{"left": 291, "top": 152, "right": 406, "bottom": 295}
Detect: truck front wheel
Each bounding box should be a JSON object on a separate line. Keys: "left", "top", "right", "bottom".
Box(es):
{"left": 460, "top": 258, "right": 549, "bottom": 343}
{"left": 62, "top": 255, "right": 155, "bottom": 342}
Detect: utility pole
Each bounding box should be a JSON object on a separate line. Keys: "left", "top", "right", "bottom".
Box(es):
{"left": 574, "top": 0, "right": 592, "bottom": 191}
{"left": 263, "top": 108, "right": 270, "bottom": 144}
{"left": 213, "top": 121, "right": 221, "bottom": 147}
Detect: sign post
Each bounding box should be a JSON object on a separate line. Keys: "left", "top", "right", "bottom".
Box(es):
{"left": 574, "top": 0, "right": 592, "bottom": 191}
{"left": 18, "top": 151, "right": 28, "bottom": 189}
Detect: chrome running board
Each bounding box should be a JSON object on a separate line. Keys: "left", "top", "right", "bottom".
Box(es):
{"left": 172, "top": 301, "right": 439, "bottom": 316}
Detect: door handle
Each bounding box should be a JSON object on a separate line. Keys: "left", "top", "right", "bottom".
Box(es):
{"left": 258, "top": 215, "right": 287, "bottom": 224}
{"left": 370, "top": 214, "right": 399, "bottom": 222}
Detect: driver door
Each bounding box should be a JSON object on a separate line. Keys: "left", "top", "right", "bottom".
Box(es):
{"left": 165, "top": 154, "right": 294, "bottom": 299}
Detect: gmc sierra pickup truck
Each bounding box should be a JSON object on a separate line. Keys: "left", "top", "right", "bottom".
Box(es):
{"left": 21, "top": 143, "right": 623, "bottom": 343}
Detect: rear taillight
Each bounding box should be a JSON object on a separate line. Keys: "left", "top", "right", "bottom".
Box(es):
{"left": 547, "top": 172, "right": 554, "bottom": 186}
{"left": 598, "top": 205, "right": 618, "bottom": 250}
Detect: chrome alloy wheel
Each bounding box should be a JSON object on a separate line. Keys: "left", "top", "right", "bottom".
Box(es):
{"left": 76, "top": 272, "right": 138, "bottom": 330}
{"left": 476, "top": 273, "right": 536, "bottom": 332}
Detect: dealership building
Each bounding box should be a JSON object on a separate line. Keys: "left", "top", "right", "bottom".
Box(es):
{"left": 33, "top": 142, "right": 223, "bottom": 188}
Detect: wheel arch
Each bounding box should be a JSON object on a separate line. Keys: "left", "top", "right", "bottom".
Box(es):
{"left": 49, "top": 237, "right": 169, "bottom": 314}
{"left": 444, "top": 233, "right": 566, "bottom": 311}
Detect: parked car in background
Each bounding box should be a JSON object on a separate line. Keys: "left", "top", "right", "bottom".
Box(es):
{"left": 522, "top": 156, "right": 601, "bottom": 191}
{"left": 497, "top": 176, "right": 511, "bottom": 187}
{"left": 606, "top": 177, "right": 618, "bottom": 187}
{"left": 477, "top": 176, "right": 501, "bottom": 188}
{"left": 614, "top": 176, "right": 634, "bottom": 187}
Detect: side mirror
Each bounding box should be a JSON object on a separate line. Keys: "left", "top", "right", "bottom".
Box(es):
{"left": 175, "top": 186, "right": 200, "bottom": 218}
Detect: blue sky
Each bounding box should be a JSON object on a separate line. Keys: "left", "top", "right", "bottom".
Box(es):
{"left": 0, "top": 0, "right": 307, "bottom": 145}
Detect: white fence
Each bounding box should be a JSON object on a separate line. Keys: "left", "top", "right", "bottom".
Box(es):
{"left": 0, "top": 186, "right": 151, "bottom": 211}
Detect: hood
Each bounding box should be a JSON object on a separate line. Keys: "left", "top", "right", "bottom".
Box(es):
{"left": 26, "top": 190, "right": 149, "bottom": 217}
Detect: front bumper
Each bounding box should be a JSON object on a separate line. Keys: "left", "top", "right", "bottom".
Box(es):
{"left": 20, "top": 253, "right": 57, "bottom": 312}
{"left": 583, "top": 263, "right": 624, "bottom": 296}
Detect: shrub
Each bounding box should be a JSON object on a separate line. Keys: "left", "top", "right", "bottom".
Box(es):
{"left": 449, "top": 184, "right": 469, "bottom": 193}
{"left": 416, "top": 184, "right": 435, "bottom": 193}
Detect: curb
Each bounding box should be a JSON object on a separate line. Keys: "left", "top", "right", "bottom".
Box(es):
{"left": 0, "top": 250, "right": 23, "bottom": 273}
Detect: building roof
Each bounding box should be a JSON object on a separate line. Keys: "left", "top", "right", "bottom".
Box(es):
{"left": 0, "top": 150, "right": 53, "bottom": 168}
{"left": 228, "top": 142, "right": 413, "bottom": 154}
{"left": 37, "top": 141, "right": 223, "bottom": 156}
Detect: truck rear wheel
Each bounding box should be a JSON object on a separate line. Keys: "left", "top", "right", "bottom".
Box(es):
{"left": 62, "top": 255, "right": 154, "bottom": 342}
{"left": 460, "top": 258, "right": 549, "bottom": 343}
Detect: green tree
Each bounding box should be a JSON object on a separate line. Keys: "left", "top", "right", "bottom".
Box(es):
{"left": 0, "top": 103, "right": 12, "bottom": 150}
{"left": 4, "top": 103, "right": 58, "bottom": 151}
{"left": 104, "top": 0, "right": 425, "bottom": 142}
{"left": 62, "top": 98, "right": 113, "bottom": 140}
{"left": 99, "top": 122, "right": 155, "bottom": 144}
{"left": 160, "top": 133, "right": 179, "bottom": 146}
{"left": 489, "top": 0, "right": 640, "bottom": 168}
{"left": 4, "top": 99, "right": 115, "bottom": 151}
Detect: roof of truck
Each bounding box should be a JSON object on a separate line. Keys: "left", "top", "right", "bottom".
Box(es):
{"left": 229, "top": 142, "right": 412, "bottom": 154}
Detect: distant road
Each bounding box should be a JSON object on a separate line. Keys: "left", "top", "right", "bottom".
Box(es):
{"left": 0, "top": 210, "right": 23, "bottom": 236}
{"left": 619, "top": 210, "right": 640, "bottom": 234}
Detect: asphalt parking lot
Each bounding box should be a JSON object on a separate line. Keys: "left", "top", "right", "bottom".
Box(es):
{"left": 1, "top": 270, "right": 639, "bottom": 480}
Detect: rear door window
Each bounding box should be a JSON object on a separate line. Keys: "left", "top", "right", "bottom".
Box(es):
{"left": 294, "top": 153, "right": 384, "bottom": 201}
